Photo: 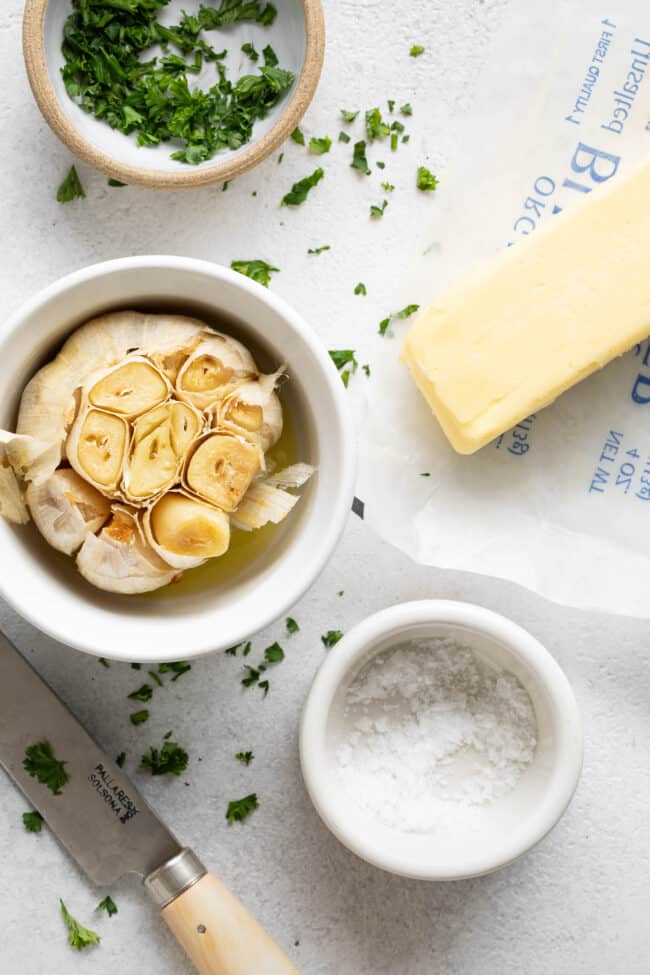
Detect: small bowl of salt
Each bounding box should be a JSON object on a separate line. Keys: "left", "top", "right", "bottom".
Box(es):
{"left": 299, "top": 600, "right": 582, "bottom": 880}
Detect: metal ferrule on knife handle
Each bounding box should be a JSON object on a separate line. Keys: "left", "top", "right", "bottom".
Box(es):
{"left": 145, "top": 848, "right": 207, "bottom": 908}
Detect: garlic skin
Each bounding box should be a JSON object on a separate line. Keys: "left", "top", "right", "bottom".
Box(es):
{"left": 0, "top": 312, "right": 314, "bottom": 594}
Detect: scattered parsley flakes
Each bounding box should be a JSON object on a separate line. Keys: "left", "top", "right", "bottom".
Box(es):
{"left": 241, "top": 41, "right": 258, "bottom": 61}
{"left": 98, "top": 657, "right": 109, "bottom": 668}
{"left": 363, "top": 363, "right": 371, "bottom": 377}
{"left": 258, "top": 679, "right": 270, "bottom": 696}
{"left": 115, "top": 752, "right": 126, "bottom": 768}
{"left": 264, "top": 642, "right": 285, "bottom": 663}
{"left": 329, "top": 349, "right": 358, "bottom": 387}
{"left": 281, "top": 167, "right": 324, "bottom": 206}
{"left": 309, "top": 135, "right": 331, "bottom": 155}
{"left": 243, "top": 642, "right": 252, "bottom": 656}
{"left": 420, "top": 472, "right": 431, "bottom": 477}
{"left": 235, "top": 751, "right": 254, "bottom": 765}
{"left": 226, "top": 793, "right": 259, "bottom": 823}
{"left": 365, "top": 107, "right": 390, "bottom": 142}
{"left": 390, "top": 132, "right": 398, "bottom": 151}
{"left": 410, "top": 44, "right": 425, "bottom": 57}
{"left": 231, "top": 258, "right": 279, "bottom": 287}
{"left": 131, "top": 663, "right": 141, "bottom": 670}
{"left": 222, "top": 180, "right": 230, "bottom": 191}
{"left": 378, "top": 317, "right": 391, "bottom": 337}
{"left": 263, "top": 44, "right": 278, "bottom": 66}
{"left": 96, "top": 896, "right": 118, "bottom": 918}
{"left": 22, "top": 810, "right": 44, "bottom": 833}
{"left": 57, "top": 166, "right": 85, "bottom": 203}
{"left": 354, "top": 282, "right": 367, "bottom": 296}
{"left": 291, "top": 127, "right": 305, "bottom": 145}
{"left": 242, "top": 664, "right": 265, "bottom": 688}
{"left": 141, "top": 739, "right": 189, "bottom": 776}
{"left": 376, "top": 160, "right": 386, "bottom": 169}
{"left": 158, "top": 661, "right": 192, "bottom": 681}
{"left": 128, "top": 683, "right": 153, "bottom": 702}
{"left": 286, "top": 617, "right": 300, "bottom": 633}
{"left": 60, "top": 900, "right": 101, "bottom": 951}
{"left": 148, "top": 670, "right": 163, "bottom": 687}
{"left": 370, "top": 199, "right": 388, "bottom": 218}
{"left": 417, "top": 166, "right": 439, "bottom": 191}
{"left": 351, "top": 140, "right": 371, "bottom": 175}
{"left": 225, "top": 641, "right": 251, "bottom": 656}
{"left": 402, "top": 134, "right": 410, "bottom": 143}
{"left": 387, "top": 99, "right": 395, "bottom": 113}
{"left": 400, "top": 102, "right": 413, "bottom": 116}
{"left": 396, "top": 303, "right": 420, "bottom": 319}
{"left": 108, "top": 178, "right": 126, "bottom": 187}
{"left": 341, "top": 109, "right": 359, "bottom": 122}
{"left": 321, "top": 630, "right": 343, "bottom": 648}
{"left": 308, "top": 244, "right": 330, "bottom": 255}
{"left": 130, "top": 709, "right": 149, "bottom": 726}
{"left": 23, "top": 741, "right": 68, "bottom": 796}
{"left": 338, "top": 130, "right": 351, "bottom": 143}
{"left": 277, "top": 151, "right": 284, "bottom": 163}
{"left": 381, "top": 181, "right": 395, "bottom": 192}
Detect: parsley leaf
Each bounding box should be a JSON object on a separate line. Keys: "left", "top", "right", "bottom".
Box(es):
{"left": 417, "top": 166, "right": 439, "bottom": 191}
{"left": 108, "top": 178, "right": 126, "bottom": 187}
{"left": 410, "top": 44, "right": 425, "bottom": 57}
{"left": 370, "top": 199, "right": 388, "bottom": 218}
{"left": 400, "top": 102, "right": 413, "bottom": 116}
{"left": 263, "top": 44, "right": 278, "bottom": 66}
{"left": 115, "top": 752, "right": 126, "bottom": 768}
{"left": 60, "top": 900, "right": 101, "bottom": 951}
{"left": 264, "top": 642, "right": 285, "bottom": 663}
{"left": 148, "top": 670, "right": 163, "bottom": 687}
{"left": 354, "top": 282, "right": 367, "bottom": 296}
{"left": 338, "top": 130, "right": 351, "bottom": 143}
{"left": 241, "top": 41, "right": 258, "bottom": 61}
{"left": 128, "top": 683, "right": 153, "bottom": 703}
{"left": 57, "top": 166, "right": 85, "bottom": 204}
{"left": 363, "top": 363, "right": 371, "bottom": 377}
{"left": 291, "top": 127, "right": 305, "bottom": 145}
{"left": 140, "top": 739, "right": 189, "bottom": 776}
{"left": 341, "top": 109, "right": 359, "bottom": 122}
{"left": 226, "top": 793, "right": 259, "bottom": 823}
{"left": 321, "top": 630, "right": 343, "bottom": 648}
{"left": 96, "top": 896, "right": 118, "bottom": 918}
{"left": 351, "top": 141, "right": 371, "bottom": 175}
{"left": 281, "top": 167, "right": 324, "bottom": 206}
{"left": 231, "top": 258, "right": 279, "bottom": 287}
{"left": 387, "top": 99, "right": 395, "bottom": 113}
{"left": 376, "top": 160, "right": 386, "bottom": 169}
{"left": 258, "top": 679, "right": 270, "bottom": 695}
{"left": 309, "top": 136, "right": 331, "bottom": 155}
{"left": 365, "top": 107, "right": 390, "bottom": 142}
{"left": 378, "top": 317, "right": 391, "bottom": 337}
{"left": 307, "top": 244, "right": 330, "bottom": 255}
{"left": 23, "top": 741, "right": 68, "bottom": 796}
{"left": 130, "top": 709, "right": 149, "bottom": 726}
{"left": 329, "top": 349, "right": 358, "bottom": 374}
{"left": 381, "top": 181, "right": 395, "bottom": 192}
{"left": 286, "top": 617, "right": 300, "bottom": 633}
{"left": 22, "top": 810, "right": 44, "bottom": 833}
{"left": 242, "top": 664, "right": 265, "bottom": 688}
{"left": 235, "top": 751, "right": 254, "bottom": 765}
{"left": 158, "top": 661, "right": 192, "bottom": 681}
{"left": 98, "top": 657, "right": 109, "bottom": 668}
{"left": 396, "top": 303, "right": 420, "bottom": 319}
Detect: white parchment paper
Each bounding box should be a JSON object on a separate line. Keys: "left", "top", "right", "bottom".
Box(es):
{"left": 358, "top": 0, "right": 650, "bottom": 617}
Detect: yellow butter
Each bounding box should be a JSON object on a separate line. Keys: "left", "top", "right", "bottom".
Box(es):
{"left": 402, "top": 163, "right": 650, "bottom": 454}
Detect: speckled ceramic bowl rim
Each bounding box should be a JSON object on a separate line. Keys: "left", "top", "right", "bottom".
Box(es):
{"left": 22, "top": 0, "right": 325, "bottom": 190}
{"left": 300, "top": 600, "right": 584, "bottom": 881}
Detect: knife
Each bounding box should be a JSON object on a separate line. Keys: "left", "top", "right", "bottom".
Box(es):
{"left": 0, "top": 632, "right": 300, "bottom": 975}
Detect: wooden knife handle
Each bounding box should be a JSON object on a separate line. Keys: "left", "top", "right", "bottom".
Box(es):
{"left": 161, "top": 872, "right": 301, "bottom": 975}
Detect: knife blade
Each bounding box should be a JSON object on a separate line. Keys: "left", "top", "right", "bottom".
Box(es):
{"left": 0, "top": 630, "right": 300, "bottom": 975}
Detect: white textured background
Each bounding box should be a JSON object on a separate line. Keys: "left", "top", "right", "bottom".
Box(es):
{"left": 2, "top": 0, "right": 650, "bottom": 972}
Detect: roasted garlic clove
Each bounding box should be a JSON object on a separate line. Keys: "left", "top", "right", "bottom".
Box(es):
{"left": 184, "top": 433, "right": 261, "bottom": 511}
{"left": 87, "top": 356, "right": 169, "bottom": 418}
{"left": 67, "top": 408, "right": 129, "bottom": 494}
{"left": 26, "top": 468, "right": 111, "bottom": 554}
{"left": 144, "top": 492, "right": 230, "bottom": 569}
{"left": 176, "top": 333, "right": 257, "bottom": 410}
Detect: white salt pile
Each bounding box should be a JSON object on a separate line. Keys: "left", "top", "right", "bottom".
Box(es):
{"left": 336, "top": 638, "right": 537, "bottom": 832}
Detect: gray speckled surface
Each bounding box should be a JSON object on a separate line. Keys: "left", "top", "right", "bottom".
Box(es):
{"left": 2, "top": 0, "right": 650, "bottom": 972}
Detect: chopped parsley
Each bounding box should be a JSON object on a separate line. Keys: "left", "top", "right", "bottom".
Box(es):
{"left": 57, "top": 166, "right": 85, "bottom": 203}
{"left": 108, "top": 178, "right": 126, "bottom": 187}
{"left": 286, "top": 617, "right": 300, "bottom": 633}
{"left": 130, "top": 709, "right": 149, "bottom": 726}
{"left": 115, "top": 752, "right": 126, "bottom": 768}
{"left": 329, "top": 349, "right": 358, "bottom": 386}
{"left": 258, "top": 679, "right": 270, "bottom": 695}
{"left": 396, "top": 303, "right": 420, "bottom": 319}
{"left": 98, "top": 657, "right": 109, "bottom": 668}
{"left": 376, "top": 160, "right": 385, "bottom": 169}
{"left": 321, "top": 630, "right": 343, "bottom": 648}
{"left": 148, "top": 670, "right": 163, "bottom": 687}
{"left": 231, "top": 258, "right": 279, "bottom": 287}
{"left": 61, "top": 2, "right": 292, "bottom": 166}
{"left": 390, "top": 132, "right": 398, "bottom": 151}
{"left": 264, "top": 642, "right": 285, "bottom": 663}
{"left": 381, "top": 181, "right": 395, "bottom": 192}
{"left": 242, "top": 664, "right": 265, "bottom": 688}
{"left": 281, "top": 167, "right": 324, "bottom": 206}
{"left": 363, "top": 363, "right": 371, "bottom": 377}
{"left": 354, "top": 282, "right": 367, "bottom": 296}
{"left": 226, "top": 793, "right": 259, "bottom": 823}
{"left": 96, "top": 896, "right": 118, "bottom": 918}
{"left": 309, "top": 135, "right": 331, "bottom": 154}
{"left": 378, "top": 317, "right": 391, "bottom": 337}
{"left": 387, "top": 99, "right": 395, "bottom": 113}
{"left": 351, "top": 140, "right": 370, "bottom": 175}
{"left": 277, "top": 151, "right": 284, "bottom": 163}
{"left": 241, "top": 41, "right": 258, "bottom": 61}
{"left": 400, "top": 102, "right": 413, "bottom": 116}
{"left": 23, "top": 741, "right": 68, "bottom": 796}
{"left": 291, "top": 127, "right": 305, "bottom": 145}
{"left": 420, "top": 472, "right": 431, "bottom": 477}
{"left": 341, "top": 108, "right": 359, "bottom": 122}
{"left": 22, "top": 810, "right": 44, "bottom": 833}
{"left": 131, "top": 663, "right": 141, "bottom": 670}
{"left": 338, "top": 130, "right": 351, "bottom": 143}
{"left": 235, "top": 751, "right": 254, "bottom": 765}
{"left": 307, "top": 244, "right": 330, "bottom": 255}
{"left": 141, "top": 738, "right": 189, "bottom": 776}
{"left": 370, "top": 199, "right": 388, "bottom": 218}
{"left": 365, "top": 107, "right": 390, "bottom": 142}
{"left": 417, "top": 166, "right": 439, "bottom": 191}
{"left": 225, "top": 641, "right": 251, "bottom": 656}
{"left": 128, "top": 683, "right": 153, "bottom": 702}
{"left": 60, "top": 900, "right": 101, "bottom": 951}
{"left": 158, "top": 661, "right": 192, "bottom": 681}
{"left": 410, "top": 44, "right": 425, "bottom": 57}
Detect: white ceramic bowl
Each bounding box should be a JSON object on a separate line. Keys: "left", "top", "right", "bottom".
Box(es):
{"left": 300, "top": 600, "right": 583, "bottom": 880}
{"left": 0, "top": 256, "right": 354, "bottom": 661}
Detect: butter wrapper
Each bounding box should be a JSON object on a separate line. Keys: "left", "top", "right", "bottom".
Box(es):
{"left": 357, "top": 0, "right": 650, "bottom": 617}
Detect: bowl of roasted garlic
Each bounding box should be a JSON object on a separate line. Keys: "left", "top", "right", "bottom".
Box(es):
{"left": 0, "top": 256, "right": 354, "bottom": 660}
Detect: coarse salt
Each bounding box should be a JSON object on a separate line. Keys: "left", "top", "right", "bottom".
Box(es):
{"left": 336, "top": 638, "right": 537, "bottom": 832}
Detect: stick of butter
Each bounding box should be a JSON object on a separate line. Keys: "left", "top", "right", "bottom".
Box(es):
{"left": 402, "top": 163, "right": 650, "bottom": 454}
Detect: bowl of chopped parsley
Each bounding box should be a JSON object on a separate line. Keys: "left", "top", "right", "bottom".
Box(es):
{"left": 23, "top": 0, "right": 325, "bottom": 189}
